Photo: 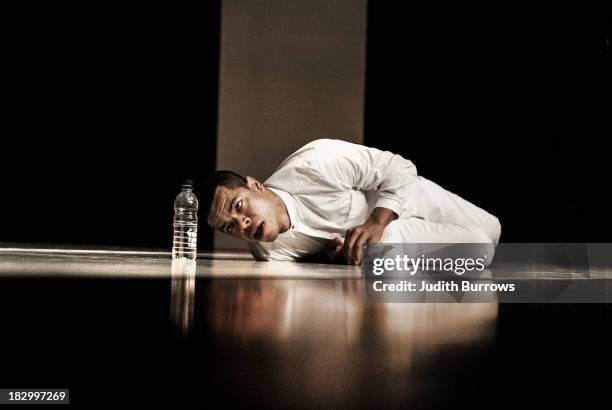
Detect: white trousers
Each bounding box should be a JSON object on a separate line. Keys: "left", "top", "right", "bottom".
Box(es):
{"left": 380, "top": 217, "right": 501, "bottom": 267}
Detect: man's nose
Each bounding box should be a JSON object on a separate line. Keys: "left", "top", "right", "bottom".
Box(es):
{"left": 237, "top": 216, "right": 251, "bottom": 232}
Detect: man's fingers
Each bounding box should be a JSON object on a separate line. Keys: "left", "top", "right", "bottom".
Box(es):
{"left": 354, "top": 239, "right": 364, "bottom": 265}
{"left": 354, "top": 233, "right": 370, "bottom": 265}
{"left": 350, "top": 231, "right": 368, "bottom": 265}
{"left": 344, "top": 223, "right": 386, "bottom": 265}
{"left": 343, "top": 229, "right": 355, "bottom": 262}
{"left": 331, "top": 237, "right": 344, "bottom": 254}
{"left": 333, "top": 237, "right": 344, "bottom": 251}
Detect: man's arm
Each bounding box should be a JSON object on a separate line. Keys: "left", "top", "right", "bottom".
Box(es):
{"left": 311, "top": 139, "right": 418, "bottom": 264}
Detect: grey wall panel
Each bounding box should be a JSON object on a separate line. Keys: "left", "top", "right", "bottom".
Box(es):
{"left": 215, "top": 0, "right": 367, "bottom": 250}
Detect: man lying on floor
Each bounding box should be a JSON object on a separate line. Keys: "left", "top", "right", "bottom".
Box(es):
{"left": 199, "top": 139, "right": 501, "bottom": 265}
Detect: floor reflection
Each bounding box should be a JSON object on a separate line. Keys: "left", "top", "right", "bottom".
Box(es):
{"left": 206, "top": 279, "right": 497, "bottom": 344}
{"left": 170, "top": 258, "right": 196, "bottom": 336}
{"left": 203, "top": 278, "right": 498, "bottom": 404}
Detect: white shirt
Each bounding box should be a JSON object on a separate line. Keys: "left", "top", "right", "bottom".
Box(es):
{"left": 248, "top": 139, "right": 500, "bottom": 261}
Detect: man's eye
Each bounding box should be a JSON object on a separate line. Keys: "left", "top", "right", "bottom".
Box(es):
{"left": 227, "top": 224, "right": 233, "bottom": 233}
{"left": 235, "top": 200, "right": 242, "bottom": 211}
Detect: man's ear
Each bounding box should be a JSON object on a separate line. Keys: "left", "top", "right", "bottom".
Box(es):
{"left": 245, "top": 176, "right": 264, "bottom": 191}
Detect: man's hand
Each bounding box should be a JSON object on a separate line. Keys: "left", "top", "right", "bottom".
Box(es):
{"left": 324, "top": 237, "right": 345, "bottom": 263}
{"left": 343, "top": 207, "right": 397, "bottom": 265}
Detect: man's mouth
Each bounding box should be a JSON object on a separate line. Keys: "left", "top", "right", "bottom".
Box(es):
{"left": 254, "top": 221, "right": 265, "bottom": 240}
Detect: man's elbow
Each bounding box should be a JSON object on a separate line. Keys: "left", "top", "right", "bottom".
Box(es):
{"left": 250, "top": 249, "right": 296, "bottom": 262}
{"left": 248, "top": 243, "right": 270, "bottom": 261}
{"left": 251, "top": 253, "right": 270, "bottom": 262}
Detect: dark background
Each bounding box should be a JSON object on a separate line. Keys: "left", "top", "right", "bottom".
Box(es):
{"left": 365, "top": 2, "right": 611, "bottom": 243}
{"left": 1, "top": 2, "right": 610, "bottom": 249}
{"left": 0, "top": 3, "right": 220, "bottom": 249}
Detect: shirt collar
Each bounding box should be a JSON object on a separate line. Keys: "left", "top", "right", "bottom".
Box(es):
{"left": 266, "top": 186, "right": 299, "bottom": 230}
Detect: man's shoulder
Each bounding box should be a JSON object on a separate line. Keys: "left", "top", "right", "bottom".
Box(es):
{"left": 265, "top": 138, "right": 363, "bottom": 191}
{"left": 300, "top": 138, "right": 333, "bottom": 149}
{"left": 270, "top": 139, "right": 356, "bottom": 174}
{"left": 282, "top": 138, "right": 334, "bottom": 162}
{"left": 284, "top": 138, "right": 355, "bottom": 160}
{"left": 264, "top": 139, "right": 327, "bottom": 185}
{"left": 301, "top": 138, "right": 356, "bottom": 152}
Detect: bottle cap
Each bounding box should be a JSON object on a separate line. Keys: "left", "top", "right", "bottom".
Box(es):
{"left": 182, "top": 179, "right": 194, "bottom": 189}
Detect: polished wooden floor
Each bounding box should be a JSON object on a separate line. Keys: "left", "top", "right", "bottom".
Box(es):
{"left": 0, "top": 248, "right": 610, "bottom": 407}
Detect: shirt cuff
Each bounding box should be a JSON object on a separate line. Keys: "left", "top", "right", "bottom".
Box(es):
{"left": 374, "top": 197, "right": 403, "bottom": 218}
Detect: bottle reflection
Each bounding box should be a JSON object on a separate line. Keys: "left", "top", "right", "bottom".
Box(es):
{"left": 170, "top": 258, "right": 196, "bottom": 336}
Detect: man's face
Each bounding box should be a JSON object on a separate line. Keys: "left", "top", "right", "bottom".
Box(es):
{"left": 207, "top": 178, "right": 281, "bottom": 243}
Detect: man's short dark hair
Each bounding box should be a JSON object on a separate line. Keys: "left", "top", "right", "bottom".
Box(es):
{"left": 198, "top": 170, "right": 248, "bottom": 220}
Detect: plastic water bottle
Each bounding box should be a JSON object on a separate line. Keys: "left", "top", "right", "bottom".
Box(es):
{"left": 172, "top": 180, "right": 198, "bottom": 260}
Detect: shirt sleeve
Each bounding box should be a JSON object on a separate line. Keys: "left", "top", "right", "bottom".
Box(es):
{"left": 308, "top": 139, "right": 418, "bottom": 217}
